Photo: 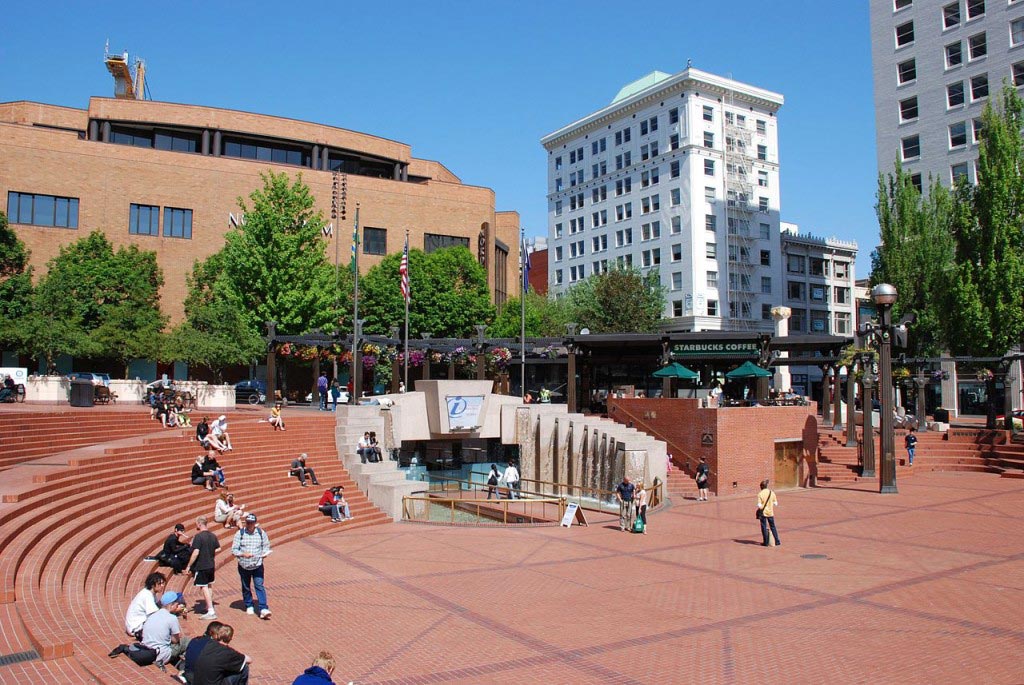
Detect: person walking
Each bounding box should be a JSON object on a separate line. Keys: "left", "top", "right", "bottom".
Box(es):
{"left": 615, "top": 476, "right": 636, "bottom": 532}
{"left": 187, "top": 516, "right": 221, "bottom": 620}
{"left": 695, "top": 457, "right": 710, "bottom": 501}
{"left": 757, "top": 479, "right": 781, "bottom": 547}
{"left": 317, "top": 372, "right": 329, "bottom": 411}
{"left": 905, "top": 426, "right": 918, "bottom": 466}
{"left": 330, "top": 380, "right": 341, "bottom": 411}
{"left": 232, "top": 513, "right": 273, "bottom": 620}
{"left": 502, "top": 461, "right": 521, "bottom": 500}
{"left": 485, "top": 464, "right": 501, "bottom": 500}
{"left": 634, "top": 481, "right": 648, "bottom": 534}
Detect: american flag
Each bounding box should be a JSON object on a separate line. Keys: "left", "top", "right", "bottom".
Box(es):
{"left": 522, "top": 238, "right": 531, "bottom": 294}
{"left": 399, "top": 237, "right": 410, "bottom": 302}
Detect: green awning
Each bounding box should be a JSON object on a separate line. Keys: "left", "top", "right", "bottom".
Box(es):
{"left": 652, "top": 362, "right": 699, "bottom": 380}
{"left": 725, "top": 361, "right": 772, "bottom": 379}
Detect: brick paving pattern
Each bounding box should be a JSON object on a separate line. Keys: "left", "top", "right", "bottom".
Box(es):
{"left": 199, "top": 472, "right": 1022, "bottom": 684}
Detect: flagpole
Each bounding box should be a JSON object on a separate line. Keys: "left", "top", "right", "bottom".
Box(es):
{"left": 350, "top": 203, "right": 360, "bottom": 404}
{"left": 403, "top": 230, "right": 410, "bottom": 393}
{"left": 520, "top": 229, "right": 527, "bottom": 399}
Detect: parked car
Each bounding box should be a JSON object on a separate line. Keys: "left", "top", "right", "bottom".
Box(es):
{"left": 96, "top": 373, "right": 111, "bottom": 387}
{"left": 305, "top": 389, "right": 350, "bottom": 405}
{"left": 67, "top": 372, "right": 105, "bottom": 386}
{"left": 235, "top": 379, "right": 266, "bottom": 405}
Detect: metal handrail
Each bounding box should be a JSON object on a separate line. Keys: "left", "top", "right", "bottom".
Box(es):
{"left": 401, "top": 494, "right": 567, "bottom": 525}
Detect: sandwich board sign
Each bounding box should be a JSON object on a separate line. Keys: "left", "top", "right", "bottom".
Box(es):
{"left": 560, "top": 502, "right": 589, "bottom": 527}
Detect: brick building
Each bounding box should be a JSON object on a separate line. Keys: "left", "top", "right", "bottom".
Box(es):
{"left": 0, "top": 98, "right": 520, "bottom": 324}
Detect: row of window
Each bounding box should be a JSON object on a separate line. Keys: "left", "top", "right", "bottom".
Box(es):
{"left": 128, "top": 204, "right": 194, "bottom": 239}
{"left": 894, "top": 1, "right": 989, "bottom": 48}
{"left": 786, "top": 282, "right": 852, "bottom": 304}
{"left": 785, "top": 254, "right": 850, "bottom": 278}
{"left": 7, "top": 192, "right": 79, "bottom": 229}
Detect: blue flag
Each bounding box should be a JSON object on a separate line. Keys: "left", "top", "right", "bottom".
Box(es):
{"left": 522, "top": 239, "right": 531, "bottom": 294}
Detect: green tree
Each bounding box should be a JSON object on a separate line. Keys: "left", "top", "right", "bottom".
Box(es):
{"left": 871, "top": 165, "right": 957, "bottom": 356}
{"left": 360, "top": 246, "right": 494, "bottom": 337}
{"left": 0, "top": 211, "right": 34, "bottom": 347}
{"left": 945, "top": 84, "right": 1024, "bottom": 356}
{"left": 166, "top": 254, "right": 265, "bottom": 382}
{"left": 489, "top": 291, "right": 573, "bottom": 338}
{"left": 21, "top": 231, "right": 165, "bottom": 374}
{"left": 220, "top": 171, "right": 345, "bottom": 335}
{"left": 565, "top": 265, "right": 665, "bottom": 333}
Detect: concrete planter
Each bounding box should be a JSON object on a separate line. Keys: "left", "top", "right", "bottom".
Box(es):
{"left": 25, "top": 375, "right": 71, "bottom": 403}
{"left": 110, "top": 379, "right": 145, "bottom": 404}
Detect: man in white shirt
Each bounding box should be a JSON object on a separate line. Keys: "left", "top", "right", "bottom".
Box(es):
{"left": 357, "top": 432, "right": 373, "bottom": 464}
{"left": 212, "top": 415, "right": 233, "bottom": 451}
{"left": 123, "top": 572, "right": 166, "bottom": 640}
{"left": 502, "top": 462, "right": 521, "bottom": 500}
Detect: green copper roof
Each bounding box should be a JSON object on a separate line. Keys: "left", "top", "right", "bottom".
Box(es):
{"left": 611, "top": 71, "right": 673, "bottom": 104}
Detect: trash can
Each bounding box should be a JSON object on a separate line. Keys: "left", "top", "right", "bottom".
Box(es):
{"left": 69, "top": 379, "right": 95, "bottom": 407}
{"left": 933, "top": 407, "right": 949, "bottom": 423}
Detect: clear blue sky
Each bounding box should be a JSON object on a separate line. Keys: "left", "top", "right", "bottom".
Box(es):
{"left": 0, "top": 0, "right": 878, "bottom": 275}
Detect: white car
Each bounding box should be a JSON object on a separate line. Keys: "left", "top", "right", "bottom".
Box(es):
{"left": 306, "top": 390, "right": 350, "bottom": 404}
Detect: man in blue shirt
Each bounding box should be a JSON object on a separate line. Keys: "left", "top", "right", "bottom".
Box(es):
{"left": 615, "top": 476, "right": 636, "bottom": 532}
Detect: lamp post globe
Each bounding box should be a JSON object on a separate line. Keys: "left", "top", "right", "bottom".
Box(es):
{"left": 871, "top": 283, "right": 898, "bottom": 307}
{"left": 872, "top": 283, "right": 898, "bottom": 494}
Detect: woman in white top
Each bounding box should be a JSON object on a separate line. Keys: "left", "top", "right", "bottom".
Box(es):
{"left": 214, "top": 492, "right": 245, "bottom": 528}
{"left": 634, "top": 482, "right": 648, "bottom": 534}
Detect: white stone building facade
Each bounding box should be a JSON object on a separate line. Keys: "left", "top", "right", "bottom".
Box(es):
{"left": 541, "top": 67, "right": 784, "bottom": 333}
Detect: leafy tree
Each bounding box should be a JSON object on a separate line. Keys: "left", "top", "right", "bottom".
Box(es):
{"left": 220, "top": 171, "right": 345, "bottom": 335}
{"left": 489, "top": 291, "right": 573, "bottom": 338}
{"left": 360, "top": 246, "right": 494, "bottom": 338}
{"left": 22, "top": 231, "right": 165, "bottom": 375}
{"left": 945, "top": 84, "right": 1024, "bottom": 356}
{"left": 15, "top": 301, "right": 99, "bottom": 374}
{"left": 565, "top": 265, "right": 665, "bottom": 333}
{"left": 871, "top": 165, "right": 957, "bottom": 356}
{"left": 0, "top": 211, "right": 33, "bottom": 347}
{"left": 166, "top": 254, "right": 265, "bottom": 382}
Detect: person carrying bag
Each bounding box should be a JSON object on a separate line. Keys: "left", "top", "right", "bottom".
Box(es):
{"left": 756, "top": 479, "right": 780, "bottom": 547}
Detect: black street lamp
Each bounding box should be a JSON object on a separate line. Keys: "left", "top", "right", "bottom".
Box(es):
{"left": 565, "top": 323, "right": 578, "bottom": 413}
{"left": 265, "top": 320, "right": 278, "bottom": 406}
{"left": 871, "top": 283, "right": 898, "bottom": 494}
{"left": 845, "top": 358, "right": 858, "bottom": 448}
{"left": 474, "top": 324, "right": 488, "bottom": 381}
{"left": 859, "top": 351, "right": 877, "bottom": 479}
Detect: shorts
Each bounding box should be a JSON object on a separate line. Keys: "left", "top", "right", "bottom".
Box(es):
{"left": 193, "top": 569, "right": 216, "bottom": 586}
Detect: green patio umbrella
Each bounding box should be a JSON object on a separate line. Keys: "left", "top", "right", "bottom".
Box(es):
{"left": 652, "top": 362, "right": 699, "bottom": 380}
{"left": 725, "top": 360, "right": 772, "bottom": 379}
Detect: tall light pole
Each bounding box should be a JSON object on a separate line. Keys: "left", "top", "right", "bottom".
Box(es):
{"left": 872, "top": 283, "right": 898, "bottom": 494}
{"left": 858, "top": 351, "right": 876, "bottom": 478}
{"left": 565, "top": 322, "right": 578, "bottom": 413}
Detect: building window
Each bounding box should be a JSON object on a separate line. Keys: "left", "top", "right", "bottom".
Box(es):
{"left": 811, "top": 310, "right": 829, "bottom": 333}
{"left": 163, "top": 207, "right": 193, "bottom": 239}
{"left": 7, "top": 191, "right": 79, "bottom": 229}
{"left": 761, "top": 276, "right": 772, "bottom": 294}
{"left": 615, "top": 128, "right": 631, "bottom": 145}
{"left": 758, "top": 170, "right": 769, "bottom": 188}
{"left": 971, "top": 73, "right": 989, "bottom": 100}
{"left": 707, "top": 300, "right": 718, "bottom": 316}
{"left": 424, "top": 233, "right": 469, "bottom": 253}
{"left": 834, "top": 261, "right": 849, "bottom": 279}
{"left": 555, "top": 156, "right": 562, "bottom": 170}
{"left": 1012, "top": 18, "right": 1024, "bottom": 46}
{"left": 757, "top": 144, "right": 768, "bottom": 161}
{"left": 951, "top": 161, "right": 970, "bottom": 182}
{"left": 895, "top": 0, "right": 912, "bottom": 8}
{"left": 760, "top": 223, "right": 771, "bottom": 239}
{"left": 704, "top": 186, "right": 715, "bottom": 202}
{"left": 703, "top": 105, "right": 713, "bottom": 121}
{"left": 615, "top": 203, "right": 632, "bottom": 221}
{"left": 615, "top": 177, "right": 632, "bottom": 196}
{"left": 592, "top": 185, "right": 607, "bottom": 203}
{"left": 554, "top": 269, "right": 563, "bottom": 285}
{"left": 670, "top": 160, "right": 681, "bottom": 178}
{"left": 761, "top": 249, "right": 771, "bottom": 266}
{"left": 555, "top": 246, "right": 563, "bottom": 262}
{"left": 895, "top": 21, "right": 915, "bottom": 47}
{"left": 669, "top": 108, "right": 679, "bottom": 124}
{"left": 641, "top": 249, "right": 661, "bottom": 267}
{"left": 810, "top": 284, "right": 827, "bottom": 303}
{"left": 704, "top": 159, "right": 715, "bottom": 176}
{"left": 966, "top": 0, "right": 984, "bottom": 19}
{"left": 790, "top": 310, "right": 805, "bottom": 332}
{"left": 968, "top": 32, "right": 987, "bottom": 60}
{"left": 944, "top": 2, "right": 961, "bottom": 28}
{"left": 669, "top": 134, "right": 680, "bottom": 150}
{"left": 554, "top": 223, "right": 563, "bottom": 238}
{"left": 555, "top": 200, "right": 563, "bottom": 216}
{"left": 834, "top": 286, "right": 850, "bottom": 304}
{"left": 640, "top": 221, "right": 661, "bottom": 241}
{"left": 706, "top": 270, "right": 718, "bottom": 288}
{"left": 129, "top": 203, "right": 160, "bottom": 236}
{"left": 910, "top": 173, "right": 923, "bottom": 192}
{"left": 363, "top": 227, "right": 387, "bottom": 255}
{"left": 706, "top": 242, "right": 717, "bottom": 258}
{"left": 810, "top": 257, "right": 828, "bottom": 276}
{"left": 223, "top": 138, "right": 308, "bottom": 166}
{"left": 834, "top": 312, "right": 851, "bottom": 335}
{"left": 705, "top": 214, "right": 717, "bottom": 231}
{"left": 946, "top": 42, "right": 963, "bottom": 69}
{"left": 898, "top": 59, "right": 917, "bottom": 84}
{"left": 592, "top": 235, "right": 607, "bottom": 252}
{"left": 1014, "top": 62, "right": 1024, "bottom": 87}
{"left": 671, "top": 244, "right": 682, "bottom": 263}
{"left": 756, "top": 119, "right": 767, "bottom": 134}
{"left": 671, "top": 216, "right": 682, "bottom": 234}
{"left": 902, "top": 134, "right": 921, "bottom": 160}
{"left": 787, "top": 254, "right": 805, "bottom": 274}
{"left": 703, "top": 131, "right": 714, "bottom": 148}
{"left": 788, "top": 281, "right": 806, "bottom": 301}
{"left": 615, "top": 228, "right": 633, "bottom": 247}
{"left": 759, "top": 196, "right": 769, "bottom": 212}
{"left": 670, "top": 188, "right": 681, "bottom": 206}
{"left": 641, "top": 168, "right": 660, "bottom": 188}
{"left": 949, "top": 121, "right": 968, "bottom": 148}
{"left": 900, "top": 96, "right": 919, "bottom": 121}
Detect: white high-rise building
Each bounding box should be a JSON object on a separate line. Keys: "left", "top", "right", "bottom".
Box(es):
{"left": 541, "top": 67, "right": 784, "bottom": 332}
{"left": 870, "top": 0, "right": 1024, "bottom": 188}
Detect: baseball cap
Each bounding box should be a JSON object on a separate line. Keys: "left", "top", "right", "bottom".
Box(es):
{"left": 174, "top": 523, "right": 185, "bottom": 532}
{"left": 298, "top": 453, "right": 307, "bottom": 460}
{"left": 160, "top": 591, "right": 184, "bottom": 606}
{"left": 218, "top": 415, "right": 227, "bottom": 421}
{"left": 245, "top": 513, "right": 257, "bottom": 523}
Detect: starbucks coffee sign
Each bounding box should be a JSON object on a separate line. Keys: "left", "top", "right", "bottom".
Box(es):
{"left": 672, "top": 341, "right": 759, "bottom": 358}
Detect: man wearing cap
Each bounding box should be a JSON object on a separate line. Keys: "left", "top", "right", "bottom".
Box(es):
{"left": 124, "top": 572, "right": 166, "bottom": 640}
{"left": 212, "top": 415, "right": 233, "bottom": 451}
{"left": 289, "top": 453, "right": 320, "bottom": 487}
{"left": 141, "top": 590, "right": 190, "bottom": 669}
{"left": 232, "top": 513, "right": 273, "bottom": 620}
{"left": 187, "top": 516, "right": 221, "bottom": 620}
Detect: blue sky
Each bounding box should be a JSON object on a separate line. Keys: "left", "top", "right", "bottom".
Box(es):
{"left": 1, "top": 0, "right": 878, "bottom": 275}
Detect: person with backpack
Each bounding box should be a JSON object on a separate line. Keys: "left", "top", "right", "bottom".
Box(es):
{"left": 317, "top": 372, "right": 329, "bottom": 411}
{"left": 485, "top": 464, "right": 501, "bottom": 500}
{"left": 141, "top": 591, "right": 190, "bottom": 669}
{"left": 232, "top": 513, "right": 273, "bottom": 620}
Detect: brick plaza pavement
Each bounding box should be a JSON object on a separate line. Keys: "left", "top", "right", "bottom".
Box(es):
{"left": 195, "top": 472, "right": 1024, "bottom": 684}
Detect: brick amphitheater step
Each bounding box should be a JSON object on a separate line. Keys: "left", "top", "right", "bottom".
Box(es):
{"left": 0, "top": 410, "right": 390, "bottom": 682}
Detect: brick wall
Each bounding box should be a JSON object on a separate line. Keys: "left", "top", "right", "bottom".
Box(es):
{"left": 609, "top": 398, "right": 819, "bottom": 496}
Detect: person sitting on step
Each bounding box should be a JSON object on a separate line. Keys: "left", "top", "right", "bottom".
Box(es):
{"left": 289, "top": 453, "right": 320, "bottom": 487}
{"left": 192, "top": 455, "right": 217, "bottom": 491}
{"left": 214, "top": 492, "right": 245, "bottom": 529}
{"left": 318, "top": 486, "right": 352, "bottom": 522}
{"left": 268, "top": 401, "right": 286, "bottom": 430}
{"left": 203, "top": 451, "right": 227, "bottom": 488}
